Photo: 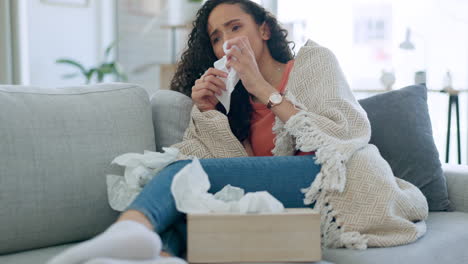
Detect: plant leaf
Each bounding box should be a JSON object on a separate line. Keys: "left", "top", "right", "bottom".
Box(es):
{"left": 99, "top": 63, "right": 114, "bottom": 74}
{"left": 56, "top": 59, "right": 87, "bottom": 74}
{"left": 61, "top": 73, "right": 80, "bottom": 79}
{"left": 85, "top": 68, "right": 97, "bottom": 84}
{"left": 97, "top": 71, "right": 104, "bottom": 82}
{"left": 104, "top": 40, "right": 118, "bottom": 61}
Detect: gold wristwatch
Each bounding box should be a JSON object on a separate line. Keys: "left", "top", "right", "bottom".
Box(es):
{"left": 266, "top": 92, "right": 284, "bottom": 109}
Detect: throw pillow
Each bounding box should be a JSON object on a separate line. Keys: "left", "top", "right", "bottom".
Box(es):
{"left": 358, "top": 85, "right": 452, "bottom": 211}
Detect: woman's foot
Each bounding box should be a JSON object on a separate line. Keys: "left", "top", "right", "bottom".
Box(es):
{"left": 47, "top": 220, "right": 162, "bottom": 264}
{"left": 83, "top": 256, "right": 187, "bottom": 264}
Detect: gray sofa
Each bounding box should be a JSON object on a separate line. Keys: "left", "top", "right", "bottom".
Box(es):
{"left": 1, "top": 83, "right": 467, "bottom": 264}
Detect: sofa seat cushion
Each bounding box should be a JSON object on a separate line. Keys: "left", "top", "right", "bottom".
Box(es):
{"left": 1, "top": 212, "right": 466, "bottom": 264}
{"left": 0, "top": 243, "right": 78, "bottom": 264}
{"left": 0, "top": 243, "right": 333, "bottom": 264}
{"left": 323, "top": 212, "right": 468, "bottom": 264}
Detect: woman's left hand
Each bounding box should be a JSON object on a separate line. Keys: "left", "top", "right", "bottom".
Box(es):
{"left": 225, "top": 36, "right": 273, "bottom": 99}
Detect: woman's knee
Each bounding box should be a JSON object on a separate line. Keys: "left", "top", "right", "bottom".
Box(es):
{"left": 153, "top": 159, "right": 193, "bottom": 181}
{"left": 164, "top": 159, "right": 192, "bottom": 173}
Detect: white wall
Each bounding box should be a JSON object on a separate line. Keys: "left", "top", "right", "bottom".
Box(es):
{"left": 18, "top": 0, "right": 115, "bottom": 87}
{"left": 116, "top": 1, "right": 171, "bottom": 96}
{"left": 116, "top": 0, "right": 265, "bottom": 97}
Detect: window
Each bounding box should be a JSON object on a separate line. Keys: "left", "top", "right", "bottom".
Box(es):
{"left": 278, "top": 0, "right": 468, "bottom": 164}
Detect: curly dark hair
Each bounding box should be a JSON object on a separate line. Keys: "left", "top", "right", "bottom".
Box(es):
{"left": 170, "top": 0, "right": 294, "bottom": 142}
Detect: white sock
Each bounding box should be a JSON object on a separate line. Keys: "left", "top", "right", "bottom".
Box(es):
{"left": 83, "top": 256, "right": 187, "bottom": 264}
{"left": 47, "top": 220, "right": 162, "bottom": 264}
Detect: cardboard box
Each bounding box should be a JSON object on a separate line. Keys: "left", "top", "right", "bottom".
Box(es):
{"left": 187, "top": 208, "right": 321, "bottom": 263}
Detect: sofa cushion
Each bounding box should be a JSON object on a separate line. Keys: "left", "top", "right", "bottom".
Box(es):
{"left": 1, "top": 213, "right": 466, "bottom": 264}
{"left": 0, "top": 83, "right": 156, "bottom": 254}
{"left": 358, "top": 85, "right": 451, "bottom": 211}
{"left": 0, "top": 243, "right": 337, "bottom": 264}
{"left": 323, "top": 212, "right": 468, "bottom": 264}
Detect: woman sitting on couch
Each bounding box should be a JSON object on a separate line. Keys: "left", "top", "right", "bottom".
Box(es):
{"left": 48, "top": 0, "right": 428, "bottom": 263}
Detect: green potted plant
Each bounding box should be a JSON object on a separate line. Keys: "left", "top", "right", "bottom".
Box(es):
{"left": 56, "top": 41, "right": 127, "bottom": 84}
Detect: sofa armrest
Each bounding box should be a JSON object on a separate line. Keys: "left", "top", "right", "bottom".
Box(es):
{"left": 442, "top": 163, "right": 468, "bottom": 213}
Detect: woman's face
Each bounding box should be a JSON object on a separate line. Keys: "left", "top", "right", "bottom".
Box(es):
{"left": 207, "top": 3, "right": 270, "bottom": 60}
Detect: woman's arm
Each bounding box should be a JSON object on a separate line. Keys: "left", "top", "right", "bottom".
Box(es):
{"left": 171, "top": 105, "right": 248, "bottom": 158}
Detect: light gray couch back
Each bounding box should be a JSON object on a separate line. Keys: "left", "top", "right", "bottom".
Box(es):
{"left": 150, "top": 90, "right": 193, "bottom": 152}
{"left": 0, "top": 83, "right": 156, "bottom": 254}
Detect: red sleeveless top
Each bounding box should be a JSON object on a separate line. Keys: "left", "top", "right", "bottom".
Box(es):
{"left": 249, "top": 60, "right": 315, "bottom": 156}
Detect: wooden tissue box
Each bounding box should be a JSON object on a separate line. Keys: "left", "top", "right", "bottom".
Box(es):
{"left": 187, "top": 208, "right": 321, "bottom": 263}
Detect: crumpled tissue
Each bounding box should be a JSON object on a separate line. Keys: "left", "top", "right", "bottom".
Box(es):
{"left": 106, "top": 147, "right": 182, "bottom": 211}
{"left": 213, "top": 42, "right": 241, "bottom": 114}
{"left": 171, "top": 157, "right": 285, "bottom": 214}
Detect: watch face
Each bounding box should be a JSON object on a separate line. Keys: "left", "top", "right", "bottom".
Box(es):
{"left": 270, "top": 93, "right": 282, "bottom": 104}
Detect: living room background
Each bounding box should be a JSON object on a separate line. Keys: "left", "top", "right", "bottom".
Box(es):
{"left": 0, "top": 0, "right": 467, "bottom": 165}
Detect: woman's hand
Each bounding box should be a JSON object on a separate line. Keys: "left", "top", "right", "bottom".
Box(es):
{"left": 191, "top": 68, "right": 228, "bottom": 112}
{"left": 225, "top": 36, "right": 274, "bottom": 100}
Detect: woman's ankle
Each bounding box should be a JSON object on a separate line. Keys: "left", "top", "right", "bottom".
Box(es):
{"left": 117, "top": 210, "right": 154, "bottom": 231}
{"left": 160, "top": 250, "right": 173, "bottom": 257}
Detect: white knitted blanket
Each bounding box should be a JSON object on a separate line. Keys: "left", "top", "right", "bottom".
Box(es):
{"left": 108, "top": 40, "right": 429, "bottom": 249}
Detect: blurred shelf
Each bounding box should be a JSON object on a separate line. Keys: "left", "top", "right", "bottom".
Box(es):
{"left": 160, "top": 24, "right": 192, "bottom": 29}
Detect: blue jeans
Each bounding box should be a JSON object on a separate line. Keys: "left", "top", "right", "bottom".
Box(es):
{"left": 126, "top": 155, "right": 320, "bottom": 258}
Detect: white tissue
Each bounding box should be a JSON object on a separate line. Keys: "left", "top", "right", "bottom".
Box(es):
{"left": 170, "top": 157, "right": 285, "bottom": 214}
{"left": 106, "top": 147, "right": 181, "bottom": 211}
{"left": 213, "top": 42, "right": 241, "bottom": 114}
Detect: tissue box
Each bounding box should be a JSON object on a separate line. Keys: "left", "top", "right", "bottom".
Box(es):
{"left": 187, "top": 208, "right": 321, "bottom": 263}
